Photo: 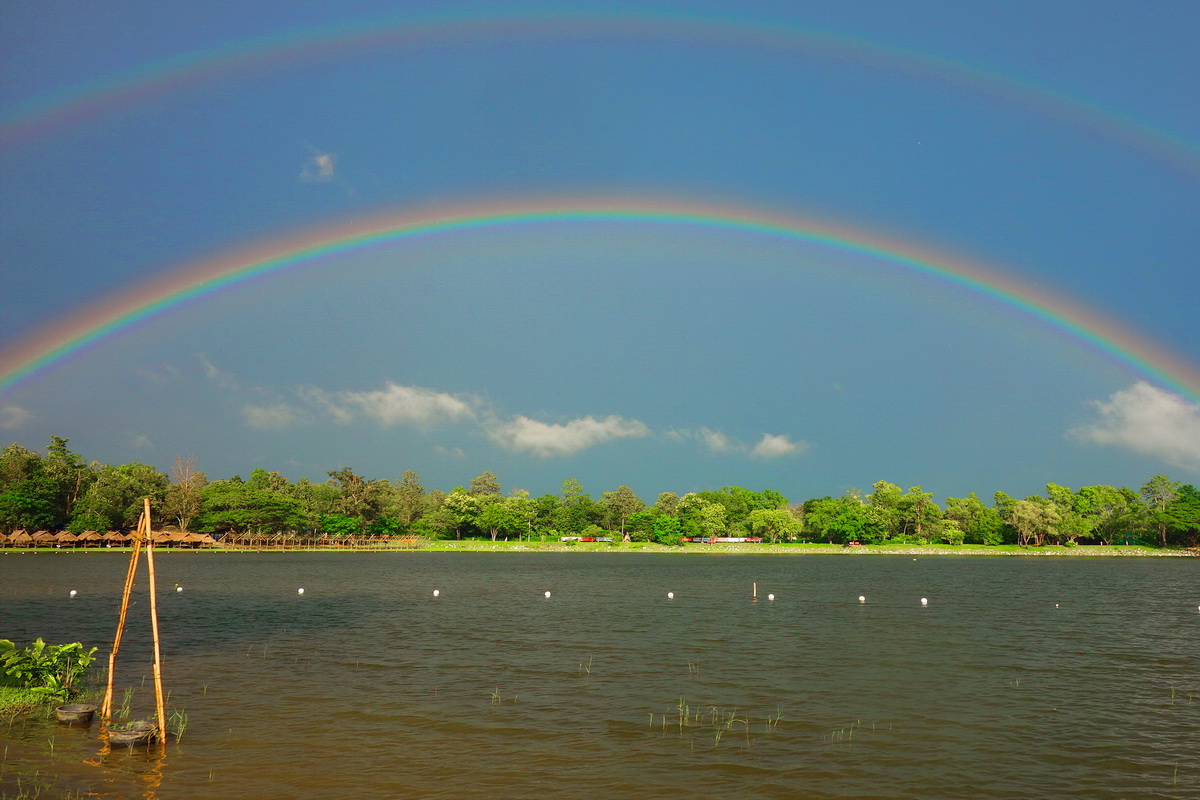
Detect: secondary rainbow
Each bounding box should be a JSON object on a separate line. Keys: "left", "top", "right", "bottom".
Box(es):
{"left": 2, "top": 196, "right": 1198, "bottom": 400}
{"left": 2, "top": 10, "right": 1197, "bottom": 177}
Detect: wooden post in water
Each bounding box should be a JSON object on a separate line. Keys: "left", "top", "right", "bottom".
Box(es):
{"left": 143, "top": 498, "right": 169, "bottom": 744}
{"left": 753, "top": 582, "right": 758, "bottom": 602}
{"left": 99, "top": 498, "right": 169, "bottom": 745}
{"left": 100, "top": 518, "right": 144, "bottom": 721}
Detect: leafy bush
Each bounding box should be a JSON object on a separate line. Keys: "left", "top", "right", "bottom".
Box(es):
{"left": 0, "top": 638, "right": 97, "bottom": 701}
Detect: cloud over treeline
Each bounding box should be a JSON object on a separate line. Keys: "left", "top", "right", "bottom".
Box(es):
{"left": 1072, "top": 382, "right": 1200, "bottom": 472}
{"left": 201, "top": 358, "right": 808, "bottom": 461}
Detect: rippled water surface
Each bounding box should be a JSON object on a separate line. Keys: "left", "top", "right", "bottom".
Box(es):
{"left": 2, "top": 551, "right": 1198, "bottom": 799}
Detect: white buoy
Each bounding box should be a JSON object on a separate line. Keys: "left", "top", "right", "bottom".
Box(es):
{"left": 433, "top": 589, "right": 440, "bottom": 597}
{"left": 858, "top": 595, "right": 866, "bottom": 603}
{"left": 69, "top": 589, "right": 77, "bottom": 598}
{"left": 298, "top": 588, "right": 305, "bottom": 594}
{"left": 921, "top": 597, "right": 929, "bottom": 606}
{"left": 768, "top": 594, "right": 775, "bottom": 601}
{"left": 667, "top": 592, "right": 674, "bottom": 599}
{"left": 176, "top": 586, "right": 183, "bottom": 593}
{"left": 544, "top": 591, "right": 551, "bottom": 598}
{"left": 1055, "top": 603, "right": 1059, "bottom": 608}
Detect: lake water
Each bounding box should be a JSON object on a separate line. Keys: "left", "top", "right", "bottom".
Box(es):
{"left": 1, "top": 551, "right": 1197, "bottom": 799}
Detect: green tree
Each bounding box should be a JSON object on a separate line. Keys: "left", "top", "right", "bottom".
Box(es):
{"left": 394, "top": 470, "right": 425, "bottom": 525}
{"left": 653, "top": 491, "right": 680, "bottom": 517}
{"left": 442, "top": 487, "right": 480, "bottom": 539}
{"left": 1166, "top": 485, "right": 1200, "bottom": 546}
{"left": 627, "top": 510, "right": 657, "bottom": 542}
{"left": 43, "top": 437, "right": 92, "bottom": 524}
{"left": 601, "top": 485, "right": 645, "bottom": 540}
{"left": 1141, "top": 474, "right": 1181, "bottom": 547}
{"left": 803, "top": 496, "right": 874, "bottom": 544}
{"left": 196, "top": 476, "right": 306, "bottom": 535}
{"left": 746, "top": 508, "right": 803, "bottom": 542}
{"left": 652, "top": 514, "right": 684, "bottom": 546}
{"left": 479, "top": 497, "right": 523, "bottom": 541}
{"left": 1008, "top": 497, "right": 1061, "bottom": 546}
{"left": 469, "top": 470, "right": 502, "bottom": 496}
{"left": 944, "top": 493, "right": 1004, "bottom": 545}
{"left": 677, "top": 493, "right": 728, "bottom": 538}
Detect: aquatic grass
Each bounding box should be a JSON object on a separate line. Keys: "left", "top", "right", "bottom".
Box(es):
{"left": 578, "top": 654, "right": 593, "bottom": 676}
{"left": 169, "top": 707, "right": 189, "bottom": 741}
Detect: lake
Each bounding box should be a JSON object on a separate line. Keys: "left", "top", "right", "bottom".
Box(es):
{"left": 1, "top": 551, "right": 1197, "bottom": 799}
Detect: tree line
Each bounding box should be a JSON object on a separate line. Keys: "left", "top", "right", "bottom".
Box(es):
{"left": 2, "top": 437, "right": 1199, "bottom": 547}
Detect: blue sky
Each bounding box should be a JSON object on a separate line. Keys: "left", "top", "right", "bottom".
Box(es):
{"left": 1, "top": 0, "right": 1198, "bottom": 503}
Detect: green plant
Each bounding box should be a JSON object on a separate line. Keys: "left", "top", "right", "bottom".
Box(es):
{"left": 170, "top": 707, "right": 189, "bottom": 740}
{"left": 0, "top": 639, "right": 97, "bottom": 702}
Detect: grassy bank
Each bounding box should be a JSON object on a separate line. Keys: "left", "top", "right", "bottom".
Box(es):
{"left": 420, "top": 541, "right": 1194, "bottom": 556}
{"left": 1, "top": 542, "right": 1193, "bottom": 556}
{"left": 0, "top": 686, "right": 55, "bottom": 720}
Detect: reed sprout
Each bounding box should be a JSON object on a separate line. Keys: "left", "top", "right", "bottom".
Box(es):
{"left": 169, "top": 708, "right": 189, "bottom": 741}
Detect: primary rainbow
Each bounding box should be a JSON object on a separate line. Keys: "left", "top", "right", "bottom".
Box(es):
{"left": 2, "top": 10, "right": 1197, "bottom": 176}
{"left": 2, "top": 195, "right": 1198, "bottom": 400}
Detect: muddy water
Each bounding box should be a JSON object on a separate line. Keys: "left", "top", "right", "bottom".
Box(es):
{"left": 1, "top": 551, "right": 1197, "bottom": 799}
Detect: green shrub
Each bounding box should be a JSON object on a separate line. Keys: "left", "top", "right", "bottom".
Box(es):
{"left": 0, "top": 638, "right": 97, "bottom": 702}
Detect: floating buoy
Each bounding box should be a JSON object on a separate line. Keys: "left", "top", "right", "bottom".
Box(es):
{"left": 768, "top": 594, "right": 775, "bottom": 601}
{"left": 69, "top": 589, "right": 77, "bottom": 598}
{"left": 921, "top": 597, "right": 929, "bottom": 606}
{"left": 667, "top": 592, "right": 674, "bottom": 599}
{"left": 544, "top": 591, "right": 551, "bottom": 598}
{"left": 176, "top": 586, "right": 183, "bottom": 593}
{"left": 858, "top": 595, "right": 866, "bottom": 603}
{"left": 433, "top": 589, "right": 440, "bottom": 597}
{"left": 298, "top": 588, "right": 305, "bottom": 594}
{"left": 1055, "top": 603, "right": 1059, "bottom": 608}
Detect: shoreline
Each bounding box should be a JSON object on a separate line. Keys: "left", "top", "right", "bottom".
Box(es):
{"left": 2, "top": 543, "right": 1195, "bottom": 557}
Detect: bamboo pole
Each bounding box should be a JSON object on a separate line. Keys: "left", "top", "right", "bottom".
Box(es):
{"left": 143, "top": 498, "right": 168, "bottom": 744}
{"left": 100, "top": 517, "right": 144, "bottom": 721}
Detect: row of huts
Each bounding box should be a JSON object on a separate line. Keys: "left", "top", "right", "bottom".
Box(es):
{"left": 0, "top": 529, "right": 219, "bottom": 547}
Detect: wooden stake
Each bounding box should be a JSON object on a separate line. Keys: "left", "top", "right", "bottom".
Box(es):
{"left": 143, "top": 498, "right": 168, "bottom": 744}
{"left": 100, "top": 518, "right": 144, "bottom": 722}
{"left": 753, "top": 582, "right": 758, "bottom": 601}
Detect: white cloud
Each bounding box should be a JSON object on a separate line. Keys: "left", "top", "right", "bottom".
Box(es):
{"left": 243, "top": 403, "right": 309, "bottom": 430}
{"left": 750, "top": 433, "right": 809, "bottom": 459}
{"left": 0, "top": 405, "right": 33, "bottom": 429}
{"left": 1071, "top": 382, "right": 1200, "bottom": 472}
{"left": 698, "top": 427, "right": 735, "bottom": 452}
{"left": 300, "top": 148, "right": 336, "bottom": 183}
{"left": 303, "top": 382, "right": 476, "bottom": 428}
{"left": 196, "top": 353, "right": 238, "bottom": 389}
{"left": 488, "top": 415, "right": 649, "bottom": 457}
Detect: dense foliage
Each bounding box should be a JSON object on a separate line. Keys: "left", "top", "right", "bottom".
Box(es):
{"left": 0, "top": 638, "right": 97, "bottom": 702}
{"left": 2, "top": 437, "right": 1199, "bottom": 547}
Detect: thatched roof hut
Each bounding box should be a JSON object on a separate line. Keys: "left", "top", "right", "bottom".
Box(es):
{"left": 76, "top": 530, "right": 103, "bottom": 544}
{"left": 54, "top": 531, "right": 78, "bottom": 545}
{"left": 9, "top": 531, "right": 33, "bottom": 545}
{"left": 32, "top": 530, "right": 57, "bottom": 545}
{"left": 103, "top": 531, "right": 130, "bottom": 545}
{"left": 181, "top": 531, "right": 218, "bottom": 547}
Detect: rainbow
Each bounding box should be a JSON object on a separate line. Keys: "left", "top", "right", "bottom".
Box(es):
{"left": 2, "top": 10, "right": 1198, "bottom": 176}
{"left": 2, "top": 195, "right": 1198, "bottom": 401}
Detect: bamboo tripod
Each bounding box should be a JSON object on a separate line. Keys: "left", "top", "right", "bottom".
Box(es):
{"left": 99, "top": 497, "right": 168, "bottom": 743}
